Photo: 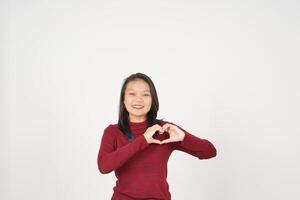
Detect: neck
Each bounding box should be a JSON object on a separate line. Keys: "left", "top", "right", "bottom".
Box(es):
{"left": 129, "top": 116, "right": 147, "bottom": 123}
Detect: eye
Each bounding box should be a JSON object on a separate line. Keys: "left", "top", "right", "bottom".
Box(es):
{"left": 128, "top": 93, "right": 135, "bottom": 95}
{"left": 144, "top": 94, "right": 150, "bottom": 96}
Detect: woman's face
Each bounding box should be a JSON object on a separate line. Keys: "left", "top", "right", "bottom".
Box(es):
{"left": 123, "top": 79, "right": 152, "bottom": 123}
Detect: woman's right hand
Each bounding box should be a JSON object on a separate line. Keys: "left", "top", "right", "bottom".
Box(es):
{"left": 143, "top": 124, "right": 163, "bottom": 144}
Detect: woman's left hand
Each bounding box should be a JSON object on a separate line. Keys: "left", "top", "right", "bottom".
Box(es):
{"left": 159, "top": 123, "right": 186, "bottom": 144}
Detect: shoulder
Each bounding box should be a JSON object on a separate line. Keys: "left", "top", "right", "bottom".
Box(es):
{"left": 102, "top": 123, "right": 121, "bottom": 137}
{"left": 105, "top": 123, "right": 121, "bottom": 131}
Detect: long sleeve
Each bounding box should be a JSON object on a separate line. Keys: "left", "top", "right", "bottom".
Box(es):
{"left": 97, "top": 125, "right": 149, "bottom": 174}
{"left": 170, "top": 123, "right": 217, "bottom": 159}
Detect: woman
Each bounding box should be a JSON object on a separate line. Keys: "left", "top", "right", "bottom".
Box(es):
{"left": 97, "top": 72, "right": 217, "bottom": 200}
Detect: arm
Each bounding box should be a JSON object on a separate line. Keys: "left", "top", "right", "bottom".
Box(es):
{"left": 97, "top": 125, "right": 149, "bottom": 174}
{"left": 170, "top": 123, "right": 217, "bottom": 159}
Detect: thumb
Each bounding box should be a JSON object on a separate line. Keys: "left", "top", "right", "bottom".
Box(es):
{"left": 160, "top": 138, "right": 173, "bottom": 144}
{"left": 151, "top": 139, "right": 162, "bottom": 144}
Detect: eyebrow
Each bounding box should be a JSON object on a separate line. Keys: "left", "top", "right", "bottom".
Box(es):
{"left": 127, "top": 89, "right": 150, "bottom": 92}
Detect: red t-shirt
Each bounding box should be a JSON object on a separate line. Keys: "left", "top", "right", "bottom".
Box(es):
{"left": 97, "top": 120, "right": 217, "bottom": 200}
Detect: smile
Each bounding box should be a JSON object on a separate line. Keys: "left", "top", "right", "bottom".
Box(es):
{"left": 132, "top": 105, "right": 144, "bottom": 109}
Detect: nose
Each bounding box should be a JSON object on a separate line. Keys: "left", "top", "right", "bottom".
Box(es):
{"left": 135, "top": 95, "right": 144, "bottom": 102}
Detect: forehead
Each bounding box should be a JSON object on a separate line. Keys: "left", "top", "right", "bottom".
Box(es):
{"left": 125, "top": 79, "right": 150, "bottom": 92}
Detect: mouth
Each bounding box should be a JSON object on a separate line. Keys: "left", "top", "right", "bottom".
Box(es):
{"left": 132, "top": 105, "right": 144, "bottom": 109}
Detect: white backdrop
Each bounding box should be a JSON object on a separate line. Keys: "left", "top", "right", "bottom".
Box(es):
{"left": 1, "top": 0, "right": 300, "bottom": 200}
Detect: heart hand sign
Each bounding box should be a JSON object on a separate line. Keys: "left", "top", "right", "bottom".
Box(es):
{"left": 143, "top": 123, "right": 186, "bottom": 144}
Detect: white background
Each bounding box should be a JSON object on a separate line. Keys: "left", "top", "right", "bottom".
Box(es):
{"left": 1, "top": 0, "right": 300, "bottom": 199}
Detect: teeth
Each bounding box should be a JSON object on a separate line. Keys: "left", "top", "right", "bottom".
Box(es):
{"left": 133, "top": 105, "right": 143, "bottom": 108}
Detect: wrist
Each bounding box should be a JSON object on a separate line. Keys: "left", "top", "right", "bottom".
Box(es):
{"left": 180, "top": 132, "right": 186, "bottom": 141}
{"left": 143, "top": 135, "right": 150, "bottom": 143}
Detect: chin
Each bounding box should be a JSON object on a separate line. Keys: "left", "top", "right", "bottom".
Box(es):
{"left": 129, "top": 110, "right": 148, "bottom": 117}
{"left": 131, "top": 112, "right": 148, "bottom": 117}
{"left": 130, "top": 109, "right": 149, "bottom": 114}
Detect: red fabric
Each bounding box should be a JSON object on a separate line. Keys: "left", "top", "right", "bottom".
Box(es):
{"left": 97, "top": 120, "right": 217, "bottom": 200}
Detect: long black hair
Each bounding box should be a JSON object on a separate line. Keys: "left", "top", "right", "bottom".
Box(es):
{"left": 117, "top": 72, "right": 162, "bottom": 141}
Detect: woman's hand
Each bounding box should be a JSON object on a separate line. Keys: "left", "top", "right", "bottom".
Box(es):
{"left": 143, "top": 124, "right": 164, "bottom": 144}
{"left": 143, "top": 123, "right": 186, "bottom": 144}
{"left": 160, "top": 123, "right": 186, "bottom": 144}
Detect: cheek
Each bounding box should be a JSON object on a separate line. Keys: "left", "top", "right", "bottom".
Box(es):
{"left": 123, "top": 98, "right": 131, "bottom": 108}
{"left": 124, "top": 96, "right": 133, "bottom": 104}
{"left": 145, "top": 98, "right": 152, "bottom": 106}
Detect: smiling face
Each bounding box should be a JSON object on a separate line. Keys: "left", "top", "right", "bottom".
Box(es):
{"left": 123, "top": 79, "right": 152, "bottom": 123}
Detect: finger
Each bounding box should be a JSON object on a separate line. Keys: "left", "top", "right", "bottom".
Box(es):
{"left": 150, "top": 124, "right": 159, "bottom": 130}
{"left": 162, "top": 123, "right": 173, "bottom": 132}
{"left": 162, "top": 123, "right": 170, "bottom": 131}
{"left": 160, "top": 138, "right": 174, "bottom": 144}
{"left": 163, "top": 123, "right": 177, "bottom": 129}
{"left": 163, "top": 124, "right": 180, "bottom": 134}
{"left": 151, "top": 139, "right": 162, "bottom": 144}
{"left": 158, "top": 128, "right": 164, "bottom": 134}
{"left": 154, "top": 125, "right": 164, "bottom": 134}
{"left": 153, "top": 124, "right": 163, "bottom": 130}
{"left": 149, "top": 126, "right": 163, "bottom": 136}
